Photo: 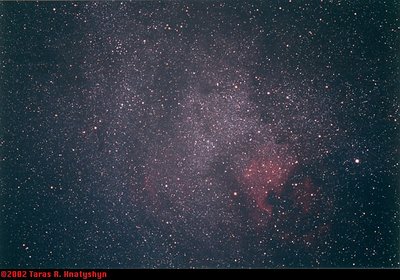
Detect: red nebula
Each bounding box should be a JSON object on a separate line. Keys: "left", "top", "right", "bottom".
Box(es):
{"left": 239, "top": 145, "right": 298, "bottom": 215}
{"left": 237, "top": 144, "right": 333, "bottom": 245}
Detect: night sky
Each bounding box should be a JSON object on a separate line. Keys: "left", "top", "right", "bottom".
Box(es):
{"left": 1, "top": 1, "right": 399, "bottom": 268}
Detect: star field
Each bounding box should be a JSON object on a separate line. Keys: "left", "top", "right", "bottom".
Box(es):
{"left": 1, "top": 1, "right": 399, "bottom": 268}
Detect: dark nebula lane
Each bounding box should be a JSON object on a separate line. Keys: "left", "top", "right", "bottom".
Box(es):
{"left": 1, "top": 1, "right": 398, "bottom": 268}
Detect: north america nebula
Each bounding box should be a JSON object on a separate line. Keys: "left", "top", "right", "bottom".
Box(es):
{"left": 1, "top": 1, "right": 399, "bottom": 268}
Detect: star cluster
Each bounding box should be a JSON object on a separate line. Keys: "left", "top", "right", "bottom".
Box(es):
{"left": 1, "top": 1, "right": 399, "bottom": 268}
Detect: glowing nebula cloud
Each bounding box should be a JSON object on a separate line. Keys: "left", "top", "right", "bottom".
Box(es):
{"left": 1, "top": 1, "right": 398, "bottom": 268}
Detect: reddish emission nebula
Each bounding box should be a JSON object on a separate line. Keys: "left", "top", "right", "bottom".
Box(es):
{"left": 1, "top": 1, "right": 398, "bottom": 268}
{"left": 141, "top": 134, "right": 335, "bottom": 257}
{"left": 239, "top": 144, "right": 297, "bottom": 215}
